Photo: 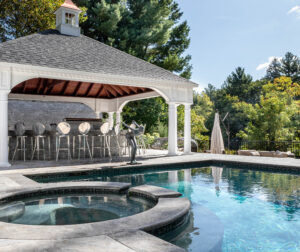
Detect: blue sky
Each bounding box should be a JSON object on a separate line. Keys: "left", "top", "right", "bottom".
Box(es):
{"left": 177, "top": 0, "right": 300, "bottom": 91}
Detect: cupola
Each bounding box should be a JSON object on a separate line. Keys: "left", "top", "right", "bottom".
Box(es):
{"left": 54, "top": 0, "right": 82, "bottom": 37}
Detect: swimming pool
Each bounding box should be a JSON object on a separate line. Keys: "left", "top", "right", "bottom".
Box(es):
{"left": 31, "top": 166, "right": 300, "bottom": 251}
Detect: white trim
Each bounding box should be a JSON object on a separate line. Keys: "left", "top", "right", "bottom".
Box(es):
{"left": 0, "top": 62, "right": 198, "bottom": 89}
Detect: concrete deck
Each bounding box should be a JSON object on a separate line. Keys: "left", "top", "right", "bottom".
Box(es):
{"left": 0, "top": 151, "right": 299, "bottom": 177}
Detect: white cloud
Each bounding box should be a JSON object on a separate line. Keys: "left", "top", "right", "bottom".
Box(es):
{"left": 256, "top": 57, "right": 282, "bottom": 71}
{"left": 288, "top": 6, "right": 300, "bottom": 15}
{"left": 194, "top": 85, "right": 204, "bottom": 94}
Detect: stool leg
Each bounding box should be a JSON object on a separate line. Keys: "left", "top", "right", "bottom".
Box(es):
{"left": 12, "top": 137, "right": 19, "bottom": 161}
{"left": 23, "top": 137, "right": 26, "bottom": 162}
{"left": 48, "top": 136, "right": 51, "bottom": 160}
{"left": 31, "top": 137, "right": 36, "bottom": 160}
{"left": 56, "top": 137, "right": 60, "bottom": 161}
{"left": 73, "top": 136, "right": 75, "bottom": 158}
{"left": 78, "top": 136, "right": 81, "bottom": 160}
{"left": 37, "top": 137, "right": 40, "bottom": 160}
{"left": 86, "top": 136, "right": 92, "bottom": 160}
{"left": 92, "top": 136, "right": 94, "bottom": 158}
{"left": 106, "top": 136, "right": 111, "bottom": 161}
{"left": 83, "top": 135, "right": 86, "bottom": 158}
{"left": 42, "top": 137, "right": 46, "bottom": 161}
{"left": 67, "top": 136, "right": 71, "bottom": 160}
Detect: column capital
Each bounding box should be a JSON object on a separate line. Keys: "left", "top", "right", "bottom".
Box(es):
{"left": 167, "top": 102, "right": 179, "bottom": 107}
{"left": 0, "top": 90, "right": 10, "bottom": 101}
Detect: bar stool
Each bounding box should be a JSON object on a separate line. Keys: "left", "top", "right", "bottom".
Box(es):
{"left": 12, "top": 122, "right": 27, "bottom": 161}
{"left": 31, "top": 122, "right": 46, "bottom": 160}
{"left": 92, "top": 122, "right": 111, "bottom": 159}
{"left": 109, "top": 124, "right": 122, "bottom": 158}
{"left": 56, "top": 122, "right": 72, "bottom": 161}
{"left": 119, "top": 130, "right": 129, "bottom": 156}
{"left": 75, "top": 122, "right": 92, "bottom": 160}
{"left": 8, "top": 136, "right": 11, "bottom": 160}
{"left": 136, "top": 124, "right": 147, "bottom": 155}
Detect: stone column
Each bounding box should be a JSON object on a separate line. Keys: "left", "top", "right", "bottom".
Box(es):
{"left": 108, "top": 112, "right": 114, "bottom": 130}
{"left": 168, "top": 102, "right": 178, "bottom": 156}
{"left": 116, "top": 111, "right": 121, "bottom": 126}
{"left": 184, "top": 104, "right": 192, "bottom": 154}
{"left": 0, "top": 90, "right": 10, "bottom": 167}
{"left": 95, "top": 112, "right": 103, "bottom": 119}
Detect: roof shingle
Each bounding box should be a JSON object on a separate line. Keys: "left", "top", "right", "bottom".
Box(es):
{"left": 0, "top": 30, "right": 195, "bottom": 86}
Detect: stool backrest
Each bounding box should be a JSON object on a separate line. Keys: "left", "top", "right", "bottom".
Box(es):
{"left": 57, "top": 122, "right": 71, "bottom": 135}
{"left": 32, "top": 122, "right": 46, "bottom": 136}
{"left": 78, "top": 122, "right": 91, "bottom": 135}
{"left": 100, "top": 122, "right": 110, "bottom": 135}
{"left": 114, "top": 123, "right": 120, "bottom": 135}
{"left": 15, "top": 122, "right": 26, "bottom": 136}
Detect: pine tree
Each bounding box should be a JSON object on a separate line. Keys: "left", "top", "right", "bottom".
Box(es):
{"left": 281, "top": 52, "right": 300, "bottom": 83}
{"left": 265, "top": 58, "right": 282, "bottom": 81}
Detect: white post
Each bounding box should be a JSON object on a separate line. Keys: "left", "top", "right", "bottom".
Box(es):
{"left": 0, "top": 90, "right": 10, "bottom": 167}
{"left": 168, "top": 102, "right": 178, "bottom": 156}
{"left": 116, "top": 111, "right": 121, "bottom": 126}
{"left": 95, "top": 112, "right": 103, "bottom": 119}
{"left": 108, "top": 112, "right": 114, "bottom": 130}
{"left": 184, "top": 104, "right": 192, "bottom": 154}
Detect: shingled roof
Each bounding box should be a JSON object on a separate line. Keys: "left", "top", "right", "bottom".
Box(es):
{"left": 0, "top": 29, "right": 196, "bottom": 86}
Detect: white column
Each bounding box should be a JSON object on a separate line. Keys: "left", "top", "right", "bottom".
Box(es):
{"left": 116, "top": 111, "right": 121, "bottom": 126}
{"left": 95, "top": 112, "right": 103, "bottom": 119}
{"left": 0, "top": 91, "right": 10, "bottom": 167}
{"left": 184, "top": 104, "right": 192, "bottom": 154}
{"left": 108, "top": 112, "right": 114, "bottom": 130}
{"left": 168, "top": 102, "right": 178, "bottom": 156}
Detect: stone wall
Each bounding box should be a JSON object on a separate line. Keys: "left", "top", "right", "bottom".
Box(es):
{"left": 8, "top": 100, "right": 97, "bottom": 130}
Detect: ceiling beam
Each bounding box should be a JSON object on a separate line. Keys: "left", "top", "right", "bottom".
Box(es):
{"left": 110, "top": 85, "right": 124, "bottom": 96}
{"left": 84, "top": 83, "right": 94, "bottom": 97}
{"left": 120, "top": 86, "right": 131, "bottom": 95}
{"left": 96, "top": 84, "right": 103, "bottom": 98}
{"left": 105, "top": 85, "right": 118, "bottom": 97}
{"left": 73, "top": 82, "right": 83, "bottom": 96}
{"left": 60, "top": 81, "right": 70, "bottom": 95}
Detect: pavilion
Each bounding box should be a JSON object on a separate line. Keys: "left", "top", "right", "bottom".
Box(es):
{"left": 0, "top": 0, "right": 197, "bottom": 167}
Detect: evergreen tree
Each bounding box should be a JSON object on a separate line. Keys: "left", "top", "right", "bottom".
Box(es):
{"left": 265, "top": 52, "right": 300, "bottom": 83}
{"left": 222, "top": 67, "right": 253, "bottom": 102}
{"left": 281, "top": 52, "right": 300, "bottom": 83}
{"left": 265, "top": 58, "right": 282, "bottom": 81}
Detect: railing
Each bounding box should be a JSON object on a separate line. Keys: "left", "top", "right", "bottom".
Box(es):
{"left": 240, "top": 140, "right": 300, "bottom": 158}
{"left": 199, "top": 139, "right": 300, "bottom": 158}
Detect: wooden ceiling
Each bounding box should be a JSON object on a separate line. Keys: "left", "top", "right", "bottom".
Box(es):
{"left": 11, "top": 78, "right": 152, "bottom": 99}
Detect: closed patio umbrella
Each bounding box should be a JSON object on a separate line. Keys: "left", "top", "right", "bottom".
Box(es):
{"left": 211, "top": 166, "right": 223, "bottom": 192}
{"left": 210, "top": 113, "right": 225, "bottom": 154}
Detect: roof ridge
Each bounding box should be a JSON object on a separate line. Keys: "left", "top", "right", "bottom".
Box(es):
{"left": 0, "top": 32, "right": 39, "bottom": 47}
{"left": 61, "top": 0, "right": 81, "bottom": 11}
{"left": 80, "top": 34, "right": 193, "bottom": 84}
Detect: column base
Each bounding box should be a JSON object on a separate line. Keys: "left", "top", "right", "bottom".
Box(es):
{"left": 183, "top": 151, "right": 192, "bottom": 155}
{"left": 0, "top": 162, "right": 11, "bottom": 168}
{"left": 167, "top": 151, "right": 178, "bottom": 156}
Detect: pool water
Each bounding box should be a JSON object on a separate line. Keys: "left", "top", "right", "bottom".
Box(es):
{"left": 75, "top": 166, "right": 300, "bottom": 252}
{"left": 0, "top": 194, "right": 153, "bottom": 225}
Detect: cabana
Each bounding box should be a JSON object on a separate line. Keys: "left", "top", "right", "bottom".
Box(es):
{"left": 0, "top": 0, "right": 197, "bottom": 167}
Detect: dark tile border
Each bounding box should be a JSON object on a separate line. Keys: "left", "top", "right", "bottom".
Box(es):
{"left": 26, "top": 159, "right": 300, "bottom": 183}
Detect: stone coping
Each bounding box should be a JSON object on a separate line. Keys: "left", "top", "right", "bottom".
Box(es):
{"left": 24, "top": 158, "right": 300, "bottom": 184}
{"left": 0, "top": 181, "right": 190, "bottom": 252}
{"left": 129, "top": 185, "right": 182, "bottom": 201}
{"left": 0, "top": 181, "right": 131, "bottom": 201}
